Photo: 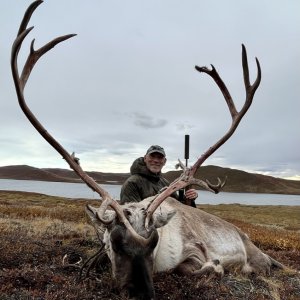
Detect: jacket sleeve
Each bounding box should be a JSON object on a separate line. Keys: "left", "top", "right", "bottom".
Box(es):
{"left": 120, "top": 179, "right": 143, "bottom": 204}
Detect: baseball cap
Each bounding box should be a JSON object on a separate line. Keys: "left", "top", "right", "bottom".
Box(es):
{"left": 146, "top": 145, "right": 166, "bottom": 157}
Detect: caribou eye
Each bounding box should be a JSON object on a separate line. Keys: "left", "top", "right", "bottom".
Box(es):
{"left": 123, "top": 209, "right": 132, "bottom": 219}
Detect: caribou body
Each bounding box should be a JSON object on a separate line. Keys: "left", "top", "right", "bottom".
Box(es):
{"left": 11, "top": 1, "right": 284, "bottom": 299}
{"left": 86, "top": 197, "right": 283, "bottom": 299}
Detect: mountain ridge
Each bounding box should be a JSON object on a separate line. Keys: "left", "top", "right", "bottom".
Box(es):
{"left": 0, "top": 164, "right": 300, "bottom": 195}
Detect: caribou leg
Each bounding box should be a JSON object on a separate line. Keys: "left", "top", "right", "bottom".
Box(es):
{"left": 193, "top": 260, "right": 224, "bottom": 278}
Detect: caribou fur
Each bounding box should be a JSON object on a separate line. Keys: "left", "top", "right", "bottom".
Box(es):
{"left": 87, "top": 196, "right": 283, "bottom": 298}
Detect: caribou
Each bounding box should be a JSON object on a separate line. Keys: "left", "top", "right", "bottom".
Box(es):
{"left": 12, "top": 1, "right": 284, "bottom": 299}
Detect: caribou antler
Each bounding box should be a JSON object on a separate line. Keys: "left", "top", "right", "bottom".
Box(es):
{"left": 145, "top": 45, "right": 261, "bottom": 228}
{"left": 11, "top": 0, "right": 105, "bottom": 198}
{"left": 11, "top": 0, "right": 152, "bottom": 246}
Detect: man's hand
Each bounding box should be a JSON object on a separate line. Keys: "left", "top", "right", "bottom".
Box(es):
{"left": 185, "top": 188, "right": 198, "bottom": 200}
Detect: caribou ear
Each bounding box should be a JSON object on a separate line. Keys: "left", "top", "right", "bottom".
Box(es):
{"left": 153, "top": 209, "right": 176, "bottom": 229}
{"left": 86, "top": 204, "right": 116, "bottom": 226}
{"left": 85, "top": 204, "right": 98, "bottom": 223}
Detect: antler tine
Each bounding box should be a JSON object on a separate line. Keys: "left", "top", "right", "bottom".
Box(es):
{"left": 195, "top": 64, "right": 238, "bottom": 119}
{"left": 20, "top": 35, "right": 77, "bottom": 91}
{"left": 18, "top": 0, "right": 43, "bottom": 36}
{"left": 205, "top": 177, "right": 227, "bottom": 194}
{"left": 11, "top": 0, "right": 111, "bottom": 202}
{"left": 145, "top": 45, "right": 261, "bottom": 228}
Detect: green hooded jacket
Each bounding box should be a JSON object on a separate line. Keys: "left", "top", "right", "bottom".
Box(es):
{"left": 120, "top": 157, "right": 177, "bottom": 204}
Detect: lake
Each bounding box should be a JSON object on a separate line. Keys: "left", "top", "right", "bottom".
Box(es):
{"left": 0, "top": 179, "right": 300, "bottom": 206}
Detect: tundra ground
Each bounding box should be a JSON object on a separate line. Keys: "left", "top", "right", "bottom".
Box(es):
{"left": 0, "top": 190, "right": 299, "bottom": 299}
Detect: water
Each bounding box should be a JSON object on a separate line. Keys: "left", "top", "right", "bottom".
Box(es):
{"left": 0, "top": 179, "right": 120, "bottom": 200}
{"left": 1, "top": 178, "right": 300, "bottom": 206}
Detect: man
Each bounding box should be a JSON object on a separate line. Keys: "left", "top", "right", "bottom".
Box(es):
{"left": 120, "top": 145, "right": 198, "bottom": 205}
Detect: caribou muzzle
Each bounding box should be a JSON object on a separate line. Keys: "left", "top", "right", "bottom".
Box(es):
{"left": 110, "top": 224, "right": 159, "bottom": 300}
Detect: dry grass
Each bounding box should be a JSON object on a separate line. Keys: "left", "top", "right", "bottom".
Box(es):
{"left": 199, "top": 203, "right": 300, "bottom": 231}
{"left": 0, "top": 190, "right": 299, "bottom": 299}
{"left": 200, "top": 204, "right": 300, "bottom": 253}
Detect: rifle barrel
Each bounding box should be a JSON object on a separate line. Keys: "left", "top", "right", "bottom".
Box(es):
{"left": 184, "top": 134, "right": 190, "bottom": 167}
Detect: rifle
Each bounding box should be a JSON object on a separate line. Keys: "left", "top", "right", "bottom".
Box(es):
{"left": 179, "top": 135, "right": 196, "bottom": 207}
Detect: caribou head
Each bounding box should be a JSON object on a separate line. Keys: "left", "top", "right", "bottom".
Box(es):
{"left": 11, "top": 2, "right": 282, "bottom": 300}
{"left": 86, "top": 201, "right": 176, "bottom": 299}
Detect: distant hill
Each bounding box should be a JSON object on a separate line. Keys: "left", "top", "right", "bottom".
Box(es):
{"left": 0, "top": 165, "right": 73, "bottom": 182}
{"left": 42, "top": 168, "right": 129, "bottom": 184}
{"left": 0, "top": 164, "right": 300, "bottom": 195}
{"left": 0, "top": 165, "right": 128, "bottom": 185}
{"left": 164, "top": 165, "right": 300, "bottom": 195}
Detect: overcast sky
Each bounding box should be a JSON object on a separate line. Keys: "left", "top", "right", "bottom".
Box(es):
{"left": 1, "top": 0, "right": 299, "bottom": 180}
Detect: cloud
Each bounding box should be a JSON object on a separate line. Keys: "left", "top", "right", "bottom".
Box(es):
{"left": 175, "top": 123, "right": 195, "bottom": 132}
{"left": 130, "top": 111, "right": 168, "bottom": 129}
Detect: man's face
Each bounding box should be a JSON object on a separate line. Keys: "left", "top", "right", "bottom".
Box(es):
{"left": 144, "top": 152, "right": 166, "bottom": 174}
